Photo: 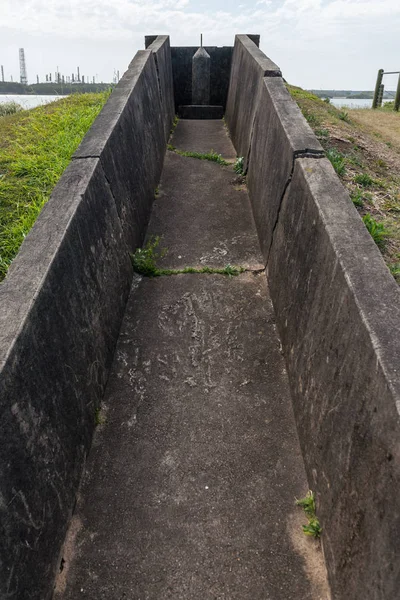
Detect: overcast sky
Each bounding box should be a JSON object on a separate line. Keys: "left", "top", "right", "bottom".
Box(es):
{"left": 1, "top": 0, "right": 400, "bottom": 90}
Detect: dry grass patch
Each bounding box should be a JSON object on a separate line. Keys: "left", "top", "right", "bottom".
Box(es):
{"left": 287, "top": 84, "right": 400, "bottom": 284}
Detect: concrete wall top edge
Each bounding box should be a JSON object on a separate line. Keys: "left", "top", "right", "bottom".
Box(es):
{"left": 74, "top": 50, "right": 153, "bottom": 158}
{"left": 147, "top": 35, "right": 170, "bottom": 51}
{"left": 0, "top": 159, "right": 100, "bottom": 364}
{"left": 262, "top": 77, "right": 324, "bottom": 154}
{"left": 235, "top": 34, "right": 281, "bottom": 75}
{"left": 295, "top": 156, "right": 400, "bottom": 400}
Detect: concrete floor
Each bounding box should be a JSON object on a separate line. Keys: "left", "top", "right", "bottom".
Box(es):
{"left": 55, "top": 121, "right": 328, "bottom": 600}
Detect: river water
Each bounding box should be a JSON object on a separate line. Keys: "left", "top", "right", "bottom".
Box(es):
{"left": 0, "top": 94, "right": 387, "bottom": 111}
{"left": 0, "top": 94, "right": 67, "bottom": 109}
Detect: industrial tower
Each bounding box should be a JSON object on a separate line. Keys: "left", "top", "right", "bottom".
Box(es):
{"left": 19, "top": 48, "right": 28, "bottom": 84}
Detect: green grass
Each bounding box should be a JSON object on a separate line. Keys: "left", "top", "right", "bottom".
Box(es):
{"left": 167, "top": 145, "right": 229, "bottom": 166}
{"left": 234, "top": 156, "right": 245, "bottom": 175}
{"left": 0, "top": 102, "right": 23, "bottom": 117}
{"left": 354, "top": 173, "right": 375, "bottom": 187}
{"left": 0, "top": 92, "right": 110, "bottom": 281}
{"left": 326, "top": 147, "right": 346, "bottom": 176}
{"left": 389, "top": 262, "right": 400, "bottom": 283}
{"left": 338, "top": 110, "right": 351, "bottom": 123}
{"left": 131, "top": 237, "right": 245, "bottom": 278}
{"left": 296, "top": 490, "right": 322, "bottom": 539}
{"left": 351, "top": 189, "right": 365, "bottom": 207}
{"left": 362, "top": 213, "right": 388, "bottom": 247}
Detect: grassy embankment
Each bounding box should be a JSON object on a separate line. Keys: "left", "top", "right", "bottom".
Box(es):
{"left": 288, "top": 85, "right": 400, "bottom": 284}
{"left": 0, "top": 91, "right": 110, "bottom": 281}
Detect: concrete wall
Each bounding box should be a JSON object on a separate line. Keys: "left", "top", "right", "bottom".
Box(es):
{"left": 169, "top": 46, "right": 233, "bottom": 112}
{"left": 0, "top": 36, "right": 174, "bottom": 600}
{"left": 226, "top": 34, "right": 400, "bottom": 599}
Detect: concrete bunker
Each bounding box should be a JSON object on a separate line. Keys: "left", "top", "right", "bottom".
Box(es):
{"left": 0, "top": 34, "right": 399, "bottom": 600}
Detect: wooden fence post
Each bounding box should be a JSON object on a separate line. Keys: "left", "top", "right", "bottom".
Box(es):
{"left": 372, "top": 69, "right": 384, "bottom": 109}
{"left": 394, "top": 74, "right": 400, "bottom": 111}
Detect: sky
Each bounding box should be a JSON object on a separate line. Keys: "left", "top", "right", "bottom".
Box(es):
{"left": 1, "top": 0, "right": 400, "bottom": 90}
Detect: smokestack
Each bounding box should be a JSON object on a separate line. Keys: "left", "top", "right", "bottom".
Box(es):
{"left": 77, "top": 66, "right": 80, "bottom": 82}
{"left": 1, "top": 65, "right": 4, "bottom": 82}
{"left": 46, "top": 74, "right": 48, "bottom": 82}
{"left": 36, "top": 74, "right": 39, "bottom": 84}
{"left": 82, "top": 75, "right": 85, "bottom": 84}
{"left": 19, "top": 48, "right": 28, "bottom": 84}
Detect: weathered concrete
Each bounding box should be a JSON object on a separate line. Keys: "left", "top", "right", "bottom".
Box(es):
{"left": 267, "top": 157, "right": 400, "bottom": 599}
{"left": 147, "top": 36, "right": 175, "bottom": 143}
{"left": 247, "top": 77, "right": 323, "bottom": 261}
{"left": 171, "top": 119, "right": 236, "bottom": 159}
{"left": 178, "top": 104, "right": 224, "bottom": 119}
{"left": 56, "top": 117, "right": 328, "bottom": 600}
{"left": 192, "top": 47, "right": 211, "bottom": 105}
{"left": 225, "top": 36, "right": 400, "bottom": 596}
{"left": 171, "top": 46, "right": 233, "bottom": 111}
{"left": 225, "top": 35, "right": 281, "bottom": 170}
{"left": 0, "top": 40, "right": 175, "bottom": 599}
{"left": 74, "top": 50, "right": 166, "bottom": 251}
{"left": 146, "top": 152, "right": 263, "bottom": 270}
{"left": 0, "top": 158, "right": 132, "bottom": 600}
{"left": 56, "top": 273, "right": 327, "bottom": 600}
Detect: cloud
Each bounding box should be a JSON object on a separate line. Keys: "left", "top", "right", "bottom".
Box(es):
{"left": 1, "top": 0, "right": 399, "bottom": 87}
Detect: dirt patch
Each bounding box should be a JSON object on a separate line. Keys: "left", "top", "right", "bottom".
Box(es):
{"left": 53, "top": 515, "right": 83, "bottom": 597}
{"left": 287, "top": 511, "right": 331, "bottom": 600}
{"left": 288, "top": 85, "right": 400, "bottom": 284}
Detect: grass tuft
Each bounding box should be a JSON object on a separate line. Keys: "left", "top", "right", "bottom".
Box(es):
{"left": 296, "top": 490, "right": 321, "bottom": 539}
{"left": 326, "top": 147, "right": 346, "bottom": 176}
{"left": 338, "top": 110, "right": 351, "bottom": 123}
{"left": 362, "top": 213, "right": 388, "bottom": 247}
{"left": 0, "top": 102, "right": 23, "bottom": 117}
{"left": 234, "top": 156, "right": 245, "bottom": 175}
{"left": 354, "top": 173, "right": 375, "bottom": 187}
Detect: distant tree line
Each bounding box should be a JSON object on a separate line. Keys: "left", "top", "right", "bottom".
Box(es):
{"left": 0, "top": 81, "right": 113, "bottom": 95}
{"left": 310, "top": 89, "right": 395, "bottom": 100}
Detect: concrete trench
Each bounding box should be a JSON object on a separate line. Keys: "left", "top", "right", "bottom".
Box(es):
{"left": 54, "top": 120, "right": 329, "bottom": 599}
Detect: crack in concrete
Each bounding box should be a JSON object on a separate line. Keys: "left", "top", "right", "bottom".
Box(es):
{"left": 245, "top": 114, "right": 257, "bottom": 175}
{"left": 265, "top": 149, "right": 325, "bottom": 264}
{"left": 72, "top": 154, "right": 100, "bottom": 160}
{"left": 140, "top": 265, "right": 266, "bottom": 278}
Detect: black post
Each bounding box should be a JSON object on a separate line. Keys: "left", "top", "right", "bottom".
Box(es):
{"left": 372, "top": 69, "right": 384, "bottom": 109}
{"left": 377, "top": 84, "right": 384, "bottom": 108}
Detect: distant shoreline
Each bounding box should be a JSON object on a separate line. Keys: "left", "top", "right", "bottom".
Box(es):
{"left": 0, "top": 82, "right": 113, "bottom": 95}
{"left": 310, "top": 89, "right": 395, "bottom": 100}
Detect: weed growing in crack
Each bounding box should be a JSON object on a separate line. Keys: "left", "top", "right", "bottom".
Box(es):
{"left": 167, "top": 145, "right": 229, "bottom": 166}
{"left": 296, "top": 490, "right": 321, "bottom": 539}
{"left": 158, "top": 265, "right": 244, "bottom": 277}
{"left": 131, "top": 238, "right": 244, "bottom": 278}
{"left": 234, "top": 156, "right": 245, "bottom": 175}
{"left": 94, "top": 407, "right": 106, "bottom": 426}
{"left": 131, "top": 236, "right": 167, "bottom": 276}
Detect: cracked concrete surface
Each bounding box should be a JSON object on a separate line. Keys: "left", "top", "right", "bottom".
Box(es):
{"left": 55, "top": 120, "right": 329, "bottom": 600}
